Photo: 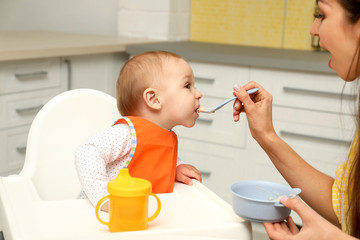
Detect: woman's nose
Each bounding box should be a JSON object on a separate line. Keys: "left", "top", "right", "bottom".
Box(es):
{"left": 310, "top": 19, "right": 320, "bottom": 36}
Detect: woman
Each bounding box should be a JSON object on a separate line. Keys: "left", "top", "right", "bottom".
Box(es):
{"left": 233, "top": 0, "right": 360, "bottom": 238}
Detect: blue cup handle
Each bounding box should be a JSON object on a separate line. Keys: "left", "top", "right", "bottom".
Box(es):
{"left": 274, "top": 188, "right": 301, "bottom": 208}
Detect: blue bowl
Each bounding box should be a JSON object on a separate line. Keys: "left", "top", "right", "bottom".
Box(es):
{"left": 230, "top": 180, "right": 301, "bottom": 222}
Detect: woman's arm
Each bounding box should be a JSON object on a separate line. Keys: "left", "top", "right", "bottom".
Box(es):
{"left": 233, "top": 82, "right": 339, "bottom": 226}
{"left": 260, "top": 132, "right": 339, "bottom": 226}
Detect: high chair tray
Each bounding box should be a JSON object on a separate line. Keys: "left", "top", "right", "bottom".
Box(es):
{"left": 0, "top": 178, "right": 251, "bottom": 240}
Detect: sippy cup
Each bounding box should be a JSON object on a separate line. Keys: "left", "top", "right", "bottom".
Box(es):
{"left": 95, "top": 168, "right": 161, "bottom": 232}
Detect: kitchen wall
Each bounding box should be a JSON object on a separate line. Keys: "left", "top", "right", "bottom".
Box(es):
{"left": 0, "top": 0, "right": 190, "bottom": 40}
{"left": 190, "top": 0, "right": 316, "bottom": 50}
{"left": 117, "top": 0, "right": 191, "bottom": 41}
{"left": 0, "top": 0, "right": 317, "bottom": 50}
{"left": 117, "top": 0, "right": 317, "bottom": 50}
{"left": 0, "top": 0, "right": 119, "bottom": 36}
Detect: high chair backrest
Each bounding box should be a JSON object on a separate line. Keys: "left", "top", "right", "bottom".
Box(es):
{"left": 21, "top": 89, "right": 120, "bottom": 201}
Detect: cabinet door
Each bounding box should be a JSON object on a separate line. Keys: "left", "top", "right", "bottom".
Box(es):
{"left": 251, "top": 67, "right": 357, "bottom": 114}
{"left": 0, "top": 125, "right": 30, "bottom": 176}
{"left": 67, "top": 53, "right": 128, "bottom": 96}
{"left": 175, "top": 62, "right": 252, "bottom": 202}
{"left": 0, "top": 88, "right": 62, "bottom": 130}
{"left": 0, "top": 58, "right": 61, "bottom": 94}
{"left": 247, "top": 106, "right": 354, "bottom": 178}
{"left": 177, "top": 137, "right": 255, "bottom": 203}
{"left": 190, "top": 62, "right": 250, "bottom": 98}
{"left": 0, "top": 57, "right": 67, "bottom": 175}
{"left": 175, "top": 96, "right": 248, "bottom": 148}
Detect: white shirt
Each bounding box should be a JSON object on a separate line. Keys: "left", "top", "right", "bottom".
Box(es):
{"left": 75, "top": 124, "right": 182, "bottom": 206}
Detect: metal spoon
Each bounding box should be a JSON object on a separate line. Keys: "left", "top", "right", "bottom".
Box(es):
{"left": 198, "top": 88, "right": 259, "bottom": 113}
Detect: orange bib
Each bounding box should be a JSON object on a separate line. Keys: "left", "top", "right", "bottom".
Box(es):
{"left": 113, "top": 116, "right": 177, "bottom": 193}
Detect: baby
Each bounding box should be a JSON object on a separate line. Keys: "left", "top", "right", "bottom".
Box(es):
{"left": 75, "top": 51, "right": 203, "bottom": 211}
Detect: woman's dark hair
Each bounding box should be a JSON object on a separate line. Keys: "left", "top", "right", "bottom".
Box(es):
{"left": 338, "top": 0, "right": 360, "bottom": 237}
{"left": 315, "top": 0, "right": 360, "bottom": 236}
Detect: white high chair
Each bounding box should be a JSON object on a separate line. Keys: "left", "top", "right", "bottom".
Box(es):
{"left": 0, "top": 89, "right": 251, "bottom": 240}
{"left": 20, "top": 88, "right": 120, "bottom": 200}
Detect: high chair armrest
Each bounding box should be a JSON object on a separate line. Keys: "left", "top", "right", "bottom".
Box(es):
{"left": 0, "top": 180, "right": 251, "bottom": 240}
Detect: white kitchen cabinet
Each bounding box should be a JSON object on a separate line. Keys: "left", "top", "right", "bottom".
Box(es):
{"left": 254, "top": 67, "right": 357, "bottom": 114}
{"left": 174, "top": 61, "right": 357, "bottom": 206}
{"left": 0, "top": 58, "right": 68, "bottom": 176}
{"left": 174, "top": 62, "right": 255, "bottom": 202}
{"left": 253, "top": 67, "right": 356, "bottom": 183}
{"left": 0, "top": 52, "right": 127, "bottom": 176}
{"left": 0, "top": 125, "right": 30, "bottom": 176}
{"left": 66, "top": 52, "right": 128, "bottom": 97}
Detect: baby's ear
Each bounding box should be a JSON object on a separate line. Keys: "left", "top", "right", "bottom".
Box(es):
{"left": 143, "top": 88, "right": 161, "bottom": 110}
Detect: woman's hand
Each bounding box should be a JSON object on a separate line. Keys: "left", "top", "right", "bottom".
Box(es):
{"left": 175, "top": 164, "right": 202, "bottom": 185}
{"left": 233, "top": 82, "right": 275, "bottom": 143}
{"left": 264, "top": 196, "right": 353, "bottom": 240}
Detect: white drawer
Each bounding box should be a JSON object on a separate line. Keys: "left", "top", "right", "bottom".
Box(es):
{"left": 174, "top": 96, "right": 248, "bottom": 148}
{"left": 0, "top": 58, "right": 61, "bottom": 95}
{"left": 190, "top": 62, "right": 250, "bottom": 98}
{"left": 0, "top": 88, "right": 62, "bottom": 129}
{"left": 0, "top": 125, "right": 30, "bottom": 176}
{"left": 252, "top": 67, "right": 357, "bottom": 114}
{"left": 177, "top": 138, "right": 253, "bottom": 203}
{"left": 272, "top": 106, "right": 355, "bottom": 148}
{"left": 252, "top": 140, "right": 344, "bottom": 179}
{"left": 247, "top": 106, "right": 353, "bottom": 177}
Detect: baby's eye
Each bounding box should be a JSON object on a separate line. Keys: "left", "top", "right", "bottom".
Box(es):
{"left": 185, "top": 83, "right": 191, "bottom": 89}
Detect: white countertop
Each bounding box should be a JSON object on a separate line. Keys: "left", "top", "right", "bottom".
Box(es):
{"left": 126, "top": 41, "right": 335, "bottom": 74}
{"left": 0, "top": 31, "right": 160, "bottom": 62}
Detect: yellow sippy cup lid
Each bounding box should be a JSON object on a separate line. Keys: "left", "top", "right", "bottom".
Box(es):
{"left": 107, "top": 168, "right": 152, "bottom": 197}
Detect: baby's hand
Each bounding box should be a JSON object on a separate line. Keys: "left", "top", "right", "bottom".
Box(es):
{"left": 100, "top": 201, "right": 109, "bottom": 212}
{"left": 176, "top": 164, "right": 202, "bottom": 186}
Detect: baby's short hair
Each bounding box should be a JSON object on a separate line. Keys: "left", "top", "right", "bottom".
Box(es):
{"left": 116, "top": 51, "right": 183, "bottom": 116}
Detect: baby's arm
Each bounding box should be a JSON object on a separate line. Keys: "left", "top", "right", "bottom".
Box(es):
{"left": 175, "top": 164, "right": 202, "bottom": 186}
{"left": 75, "top": 142, "right": 110, "bottom": 211}
{"left": 75, "top": 124, "right": 131, "bottom": 211}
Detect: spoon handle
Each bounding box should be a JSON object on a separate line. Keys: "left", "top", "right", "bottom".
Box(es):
{"left": 199, "top": 88, "right": 259, "bottom": 113}
{"left": 246, "top": 88, "right": 259, "bottom": 94}
{"left": 213, "top": 88, "right": 259, "bottom": 109}
{"left": 222, "top": 88, "right": 259, "bottom": 106}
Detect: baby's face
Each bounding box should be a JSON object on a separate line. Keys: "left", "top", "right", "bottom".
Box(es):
{"left": 157, "top": 58, "right": 202, "bottom": 130}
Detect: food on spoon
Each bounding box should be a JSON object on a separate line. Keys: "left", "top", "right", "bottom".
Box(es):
{"left": 269, "top": 193, "right": 296, "bottom": 201}
{"left": 197, "top": 106, "right": 206, "bottom": 112}
{"left": 269, "top": 196, "right": 281, "bottom": 201}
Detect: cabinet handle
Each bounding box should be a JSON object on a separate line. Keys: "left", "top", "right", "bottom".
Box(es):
{"left": 16, "top": 146, "right": 27, "bottom": 154}
{"left": 64, "top": 59, "right": 71, "bottom": 90}
{"left": 195, "top": 76, "right": 215, "bottom": 83}
{"left": 280, "top": 130, "right": 352, "bottom": 145}
{"left": 15, "top": 71, "right": 48, "bottom": 79}
{"left": 200, "top": 171, "right": 211, "bottom": 177}
{"left": 15, "top": 105, "right": 44, "bottom": 114}
{"left": 197, "top": 118, "right": 213, "bottom": 124}
{"left": 283, "top": 86, "right": 356, "bottom": 99}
